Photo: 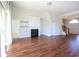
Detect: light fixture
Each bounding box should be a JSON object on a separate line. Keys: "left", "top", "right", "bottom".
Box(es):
{"left": 69, "top": 19, "right": 79, "bottom": 23}
{"left": 47, "top": 2, "right": 52, "bottom": 6}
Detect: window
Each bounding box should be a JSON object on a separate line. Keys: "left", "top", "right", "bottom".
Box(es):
{"left": 69, "top": 19, "right": 79, "bottom": 24}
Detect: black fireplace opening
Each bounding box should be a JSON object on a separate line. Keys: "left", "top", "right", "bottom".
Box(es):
{"left": 31, "top": 29, "right": 39, "bottom": 37}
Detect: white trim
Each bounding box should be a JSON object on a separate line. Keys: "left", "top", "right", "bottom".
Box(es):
{"left": 60, "top": 10, "right": 79, "bottom": 17}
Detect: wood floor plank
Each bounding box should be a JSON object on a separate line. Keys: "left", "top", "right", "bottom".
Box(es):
{"left": 7, "top": 34, "right": 79, "bottom": 57}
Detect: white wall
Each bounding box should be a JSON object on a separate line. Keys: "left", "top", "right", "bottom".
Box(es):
{"left": 12, "top": 6, "right": 65, "bottom": 38}
{"left": 40, "top": 12, "right": 52, "bottom": 36}
{"left": 12, "top": 19, "right": 19, "bottom": 38}
{"left": 40, "top": 12, "right": 65, "bottom": 36}
{"left": 12, "top": 16, "right": 40, "bottom": 38}
{"left": 51, "top": 16, "right": 65, "bottom": 35}
{"left": 67, "top": 23, "right": 79, "bottom": 34}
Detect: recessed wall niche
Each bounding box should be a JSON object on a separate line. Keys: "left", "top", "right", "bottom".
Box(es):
{"left": 20, "top": 21, "right": 29, "bottom": 28}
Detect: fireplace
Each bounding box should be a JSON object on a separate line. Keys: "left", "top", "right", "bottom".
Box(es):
{"left": 31, "top": 29, "right": 38, "bottom": 37}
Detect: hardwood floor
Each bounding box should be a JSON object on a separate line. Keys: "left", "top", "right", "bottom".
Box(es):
{"left": 7, "top": 34, "right": 79, "bottom": 57}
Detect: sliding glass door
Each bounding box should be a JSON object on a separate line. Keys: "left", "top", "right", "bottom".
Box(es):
{"left": 0, "top": 2, "right": 7, "bottom": 57}
{"left": 0, "top": 2, "right": 2, "bottom": 57}
{"left": 0, "top": 1, "right": 12, "bottom": 57}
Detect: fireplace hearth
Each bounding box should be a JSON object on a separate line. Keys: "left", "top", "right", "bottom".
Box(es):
{"left": 31, "top": 29, "right": 38, "bottom": 37}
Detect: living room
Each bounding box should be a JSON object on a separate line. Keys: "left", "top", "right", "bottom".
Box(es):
{"left": 0, "top": 1, "right": 79, "bottom": 57}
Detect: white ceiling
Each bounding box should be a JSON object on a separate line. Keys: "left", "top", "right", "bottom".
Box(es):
{"left": 11, "top": 1, "right": 79, "bottom": 16}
